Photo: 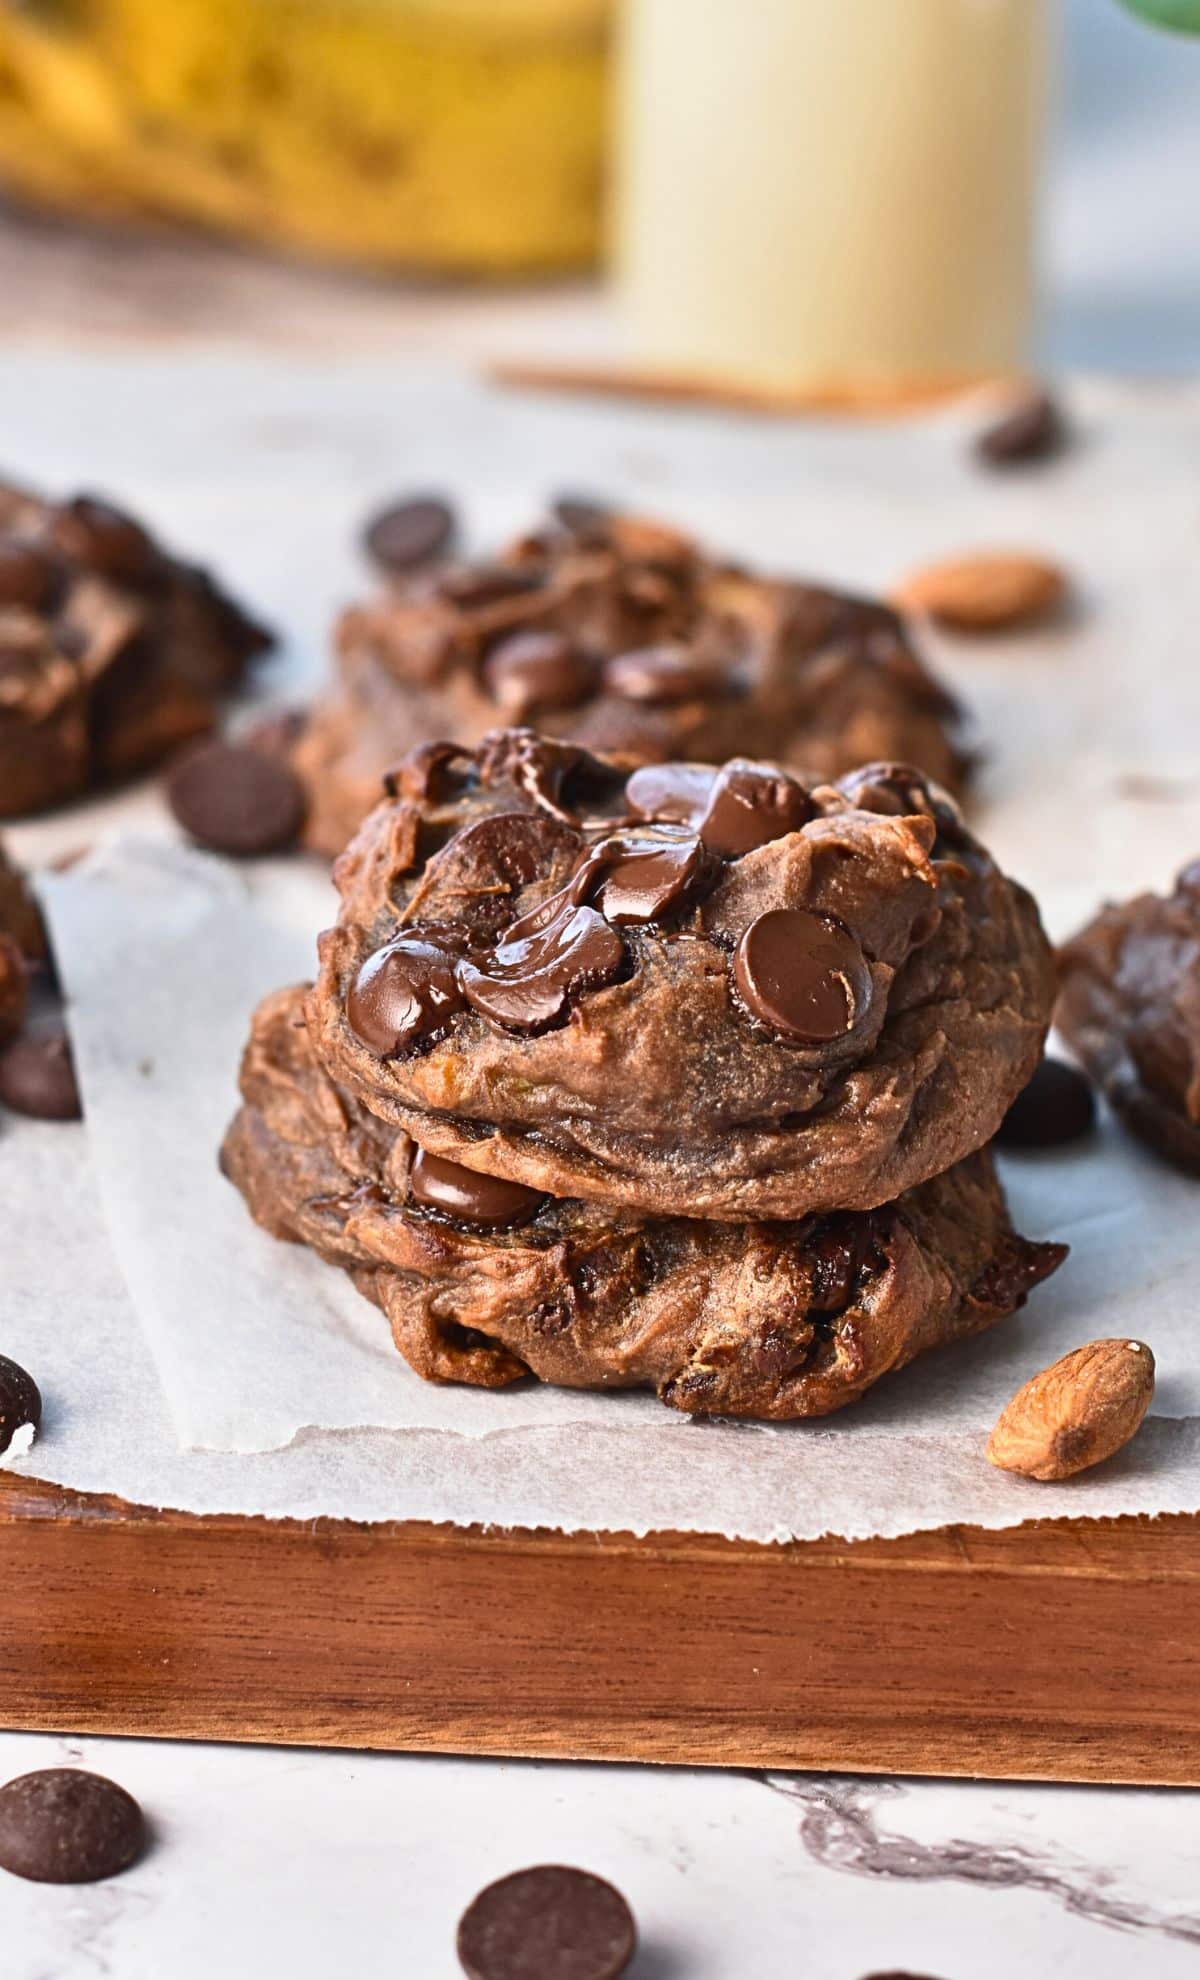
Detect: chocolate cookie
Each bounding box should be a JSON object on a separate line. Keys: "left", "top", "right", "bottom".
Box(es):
{"left": 0, "top": 839, "right": 46, "bottom": 1042}
{"left": 0, "top": 480, "right": 272, "bottom": 817}
{"left": 222, "top": 986, "right": 1064, "bottom": 1418}
{"left": 1057, "top": 863, "right": 1200, "bottom": 1174}
{"left": 306, "top": 734, "right": 1054, "bottom": 1221}
{"left": 290, "top": 505, "right": 966, "bottom": 854}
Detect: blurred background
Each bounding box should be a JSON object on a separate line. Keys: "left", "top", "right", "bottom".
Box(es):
{"left": 0, "top": 0, "right": 1196, "bottom": 377}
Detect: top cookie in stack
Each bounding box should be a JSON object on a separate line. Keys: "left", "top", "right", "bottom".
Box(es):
{"left": 288, "top": 501, "right": 966, "bottom": 855}
{"left": 309, "top": 734, "right": 1053, "bottom": 1221}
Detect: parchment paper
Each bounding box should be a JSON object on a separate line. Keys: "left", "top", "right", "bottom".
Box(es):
{"left": 3, "top": 351, "right": 1200, "bottom": 1540}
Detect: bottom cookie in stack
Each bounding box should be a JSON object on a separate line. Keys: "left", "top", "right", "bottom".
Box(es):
{"left": 221, "top": 985, "right": 1066, "bottom": 1421}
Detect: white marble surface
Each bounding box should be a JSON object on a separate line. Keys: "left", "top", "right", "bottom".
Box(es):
{"left": 1, "top": 1731, "right": 1198, "bottom": 1978}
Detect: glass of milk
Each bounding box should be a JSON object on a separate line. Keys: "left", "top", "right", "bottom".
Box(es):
{"left": 614, "top": 0, "right": 1051, "bottom": 390}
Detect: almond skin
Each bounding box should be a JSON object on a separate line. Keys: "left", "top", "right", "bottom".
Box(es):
{"left": 986, "top": 1339, "right": 1155, "bottom": 1481}
{"left": 893, "top": 552, "right": 1067, "bottom": 631}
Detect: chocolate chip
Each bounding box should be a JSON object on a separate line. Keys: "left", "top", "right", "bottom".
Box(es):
{"left": 697, "top": 761, "right": 813, "bottom": 856}
{"left": 975, "top": 388, "right": 1066, "bottom": 467}
{"left": 439, "top": 565, "right": 545, "bottom": 610}
{"left": 167, "top": 741, "right": 306, "bottom": 856}
{"left": 477, "top": 729, "right": 613, "bottom": 823}
{"left": 997, "top": 1056, "right": 1096, "bottom": 1149}
{"left": 734, "top": 908, "right": 872, "bottom": 1044}
{"left": 363, "top": 495, "right": 456, "bottom": 574}
{"left": 0, "top": 540, "right": 63, "bottom": 613}
{"left": 624, "top": 761, "right": 717, "bottom": 824}
{"left": 0, "top": 1354, "right": 41, "bottom": 1458}
{"left": 603, "top": 644, "right": 728, "bottom": 705}
{"left": 50, "top": 496, "right": 158, "bottom": 585}
{"left": 484, "top": 632, "right": 597, "bottom": 719}
{"left": 459, "top": 900, "right": 624, "bottom": 1034}
{"left": 0, "top": 1770, "right": 145, "bottom": 1884}
{"left": 456, "top": 1864, "right": 636, "bottom": 1980}
{"left": 551, "top": 494, "right": 613, "bottom": 538}
{"left": 409, "top": 1147, "right": 546, "bottom": 1228}
{"left": 348, "top": 936, "right": 465, "bottom": 1055}
{"left": 0, "top": 1026, "right": 81, "bottom": 1120}
{"left": 590, "top": 828, "right": 710, "bottom": 925}
{"left": 384, "top": 739, "right": 471, "bottom": 804}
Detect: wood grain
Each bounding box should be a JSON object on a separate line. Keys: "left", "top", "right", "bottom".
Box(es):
{"left": 2, "top": 1474, "right": 1198, "bottom": 1783}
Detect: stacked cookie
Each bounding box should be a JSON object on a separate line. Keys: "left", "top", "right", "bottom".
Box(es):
{"left": 223, "top": 730, "right": 1065, "bottom": 1419}
{"left": 286, "top": 499, "right": 966, "bottom": 856}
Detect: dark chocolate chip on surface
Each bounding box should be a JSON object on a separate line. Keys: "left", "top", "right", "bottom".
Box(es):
{"left": 348, "top": 937, "right": 465, "bottom": 1056}
{"left": 0, "top": 1026, "right": 81, "bottom": 1120}
{"left": 0, "top": 1354, "right": 41, "bottom": 1459}
{"left": 0, "top": 1770, "right": 145, "bottom": 1884}
{"left": 484, "top": 631, "right": 597, "bottom": 719}
{"left": 603, "top": 644, "right": 728, "bottom": 705}
{"left": 997, "top": 1056, "right": 1096, "bottom": 1149}
{"left": 409, "top": 1147, "right": 546, "bottom": 1229}
{"left": 975, "top": 388, "right": 1066, "bottom": 467}
{"left": 363, "top": 495, "right": 456, "bottom": 574}
{"left": 167, "top": 741, "right": 306, "bottom": 857}
{"left": 456, "top": 1864, "right": 636, "bottom": 1980}
{"left": 50, "top": 496, "right": 158, "bottom": 584}
{"left": 734, "top": 908, "right": 872, "bottom": 1044}
{"left": 0, "top": 540, "right": 63, "bottom": 613}
{"left": 697, "top": 760, "right": 813, "bottom": 856}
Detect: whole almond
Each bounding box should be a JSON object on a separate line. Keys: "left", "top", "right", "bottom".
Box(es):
{"left": 986, "top": 1339, "right": 1155, "bottom": 1481}
{"left": 893, "top": 552, "right": 1066, "bottom": 631}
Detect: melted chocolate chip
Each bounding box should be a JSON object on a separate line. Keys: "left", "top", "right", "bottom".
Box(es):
{"left": 0, "top": 540, "right": 63, "bottom": 613}
{"left": 603, "top": 644, "right": 728, "bottom": 704}
{"left": 408, "top": 1147, "right": 546, "bottom": 1228}
{"left": 456, "top": 1864, "right": 636, "bottom": 1980}
{"left": 459, "top": 900, "right": 624, "bottom": 1034}
{"left": 0, "top": 1354, "right": 41, "bottom": 1458}
{"left": 733, "top": 908, "right": 872, "bottom": 1044}
{"left": 997, "top": 1057, "right": 1096, "bottom": 1149}
{"left": 347, "top": 936, "right": 464, "bottom": 1055}
{"left": 976, "top": 388, "right": 1066, "bottom": 467}
{"left": 0, "top": 1770, "right": 145, "bottom": 1885}
{"left": 0, "top": 1026, "right": 82, "bottom": 1120}
{"left": 363, "top": 494, "right": 456, "bottom": 573}
{"left": 589, "top": 828, "right": 709, "bottom": 925}
{"left": 167, "top": 741, "right": 306, "bottom": 857}
{"left": 624, "top": 761, "right": 717, "bottom": 824}
{"left": 49, "top": 496, "right": 158, "bottom": 585}
{"left": 484, "top": 631, "right": 597, "bottom": 719}
{"left": 807, "top": 1218, "right": 877, "bottom": 1312}
{"left": 697, "top": 761, "right": 813, "bottom": 856}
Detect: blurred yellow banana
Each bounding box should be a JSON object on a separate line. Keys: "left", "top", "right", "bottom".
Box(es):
{"left": 0, "top": 0, "right": 610, "bottom": 272}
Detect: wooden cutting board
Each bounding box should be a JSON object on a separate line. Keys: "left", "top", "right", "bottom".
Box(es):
{"left": 4, "top": 1472, "right": 1197, "bottom": 1785}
